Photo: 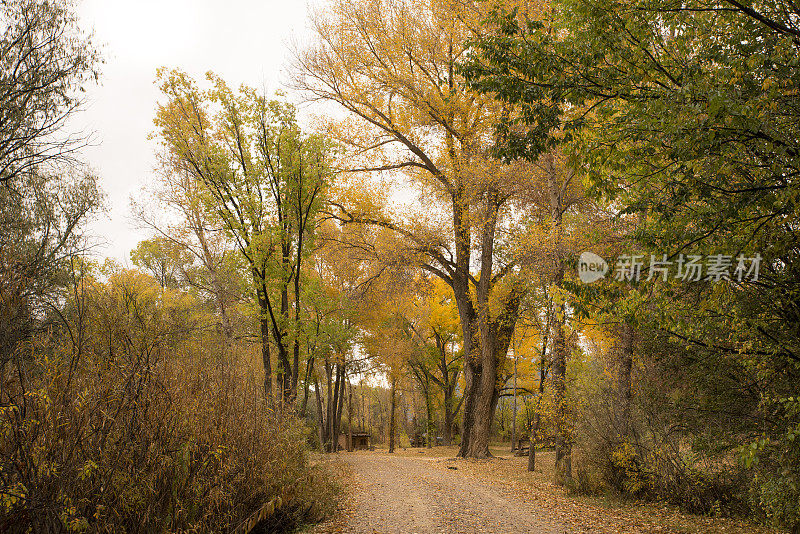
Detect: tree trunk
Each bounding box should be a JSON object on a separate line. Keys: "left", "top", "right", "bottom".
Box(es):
{"left": 260, "top": 313, "right": 272, "bottom": 400}
{"left": 528, "top": 411, "right": 540, "bottom": 472}
{"left": 325, "top": 360, "right": 334, "bottom": 452}
{"left": 437, "top": 333, "right": 459, "bottom": 446}
{"left": 314, "top": 375, "right": 325, "bottom": 449}
{"left": 279, "top": 282, "right": 292, "bottom": 402}
{"left": 443, "top": 378, "right": 454, "bottom": 446}
{"left": 388, "top": 378, "right": 397, "bottom": 453}
{"left": 616, "top": 322, "right": 635, "bottom": 439}
{"left": 292, "top": 226, "right": 303, "bottom": 401}
{"left": 511, "top": 351, "right": 517, "bottom": 453}
{"left": 300, "top": 355, "right": 314, "bottom": 417}
{"left": 331, "top": 365, "right": 341, "bottom": 451}
{"left": 552, "top": 309, "right": 572, "bottom": 484}
{"left": 333, "top": 364, "right": 346, "bottom": 451}
{"left": 456, "top": 192, "right": 522, "bottom": 459}
{"left": 425, "top": 380, "right": 434, "bottom": 448}
{"left": 348, "top": 380, "right": 353, "bottom": 452}
{"left": 458, "top": 356, "right": 479, "bottom": 456}
{"left": 530, "top": 304, "right": 551, "bottom": 472}
{"left": 360, "top": 380, "right": 366, "bottom": 432}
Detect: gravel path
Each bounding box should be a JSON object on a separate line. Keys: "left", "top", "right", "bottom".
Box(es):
{"left": 311, "top": 451, "right": 566, "bottom": 534}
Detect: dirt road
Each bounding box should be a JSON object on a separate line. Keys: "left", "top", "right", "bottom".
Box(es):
{"left": 308, "top": 449, "right": 783, "bottom": 534}
{"left": 311, "top": 451, "right": 565, "bottom": 534}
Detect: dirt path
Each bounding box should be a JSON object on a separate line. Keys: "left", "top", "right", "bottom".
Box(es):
{"left": 311, "top": 451, "right": 565, "bottom": 534}
{"left": 309, "top": 449, "right": 783, "bottom": 534}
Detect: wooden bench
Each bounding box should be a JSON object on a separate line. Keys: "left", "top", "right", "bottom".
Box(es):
{"left": 513, "top": 438, "right": 530, "bottom": 456}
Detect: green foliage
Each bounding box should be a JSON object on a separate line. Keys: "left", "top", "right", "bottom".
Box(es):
{"left": 465, "top": 0, "right": 800, "bottom": 526}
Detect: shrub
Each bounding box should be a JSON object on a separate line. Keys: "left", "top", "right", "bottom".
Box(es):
{"left": 0, "top": 272, "right": 340, "bottom": 533}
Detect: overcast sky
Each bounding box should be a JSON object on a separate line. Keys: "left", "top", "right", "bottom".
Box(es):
{"left": 73, "top": 0, "right": 323, "bottom": 262}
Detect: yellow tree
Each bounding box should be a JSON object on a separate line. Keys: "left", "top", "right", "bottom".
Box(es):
{"left": 361, "top": 317, "right": 411, "bottom": 453}
{"left": 295, "top": 0, "right": 540, "bottom": 458}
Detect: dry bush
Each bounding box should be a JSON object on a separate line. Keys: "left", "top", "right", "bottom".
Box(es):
{"left": 0, "top": 270, "right": 340, "bottom": 533}
{"left": 571, "top": 354, "right": 752, "bottom": 519}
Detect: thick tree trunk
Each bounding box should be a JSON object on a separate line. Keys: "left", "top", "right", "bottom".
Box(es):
{"left": 466, "top": 339, "right": 497, "bottom": 458}
{"left": 552, "top": 309, "right": 572, "bottom": 484}
{"left": 456, "top": 192, "right": 522, "bottom": 459}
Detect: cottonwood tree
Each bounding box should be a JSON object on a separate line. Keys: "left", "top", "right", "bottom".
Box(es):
{"left": 153, "top": 70, "right": 331, "bottom": 402}
{"left": 418, "top": 278, "right": 463, "bottom": 446}
{"left": 303, "top": 224, "right": 362, "bottom": 449}
{"left": 465, "top": 0, "right": 800, "bottom": 518}
{"left": 397, "top": 276, "right": 463, "bottom": 446}
{"left": 295, "top": 0, "right": 541, "bottom": 458}
{"left": 359, "top": 287, "right": 416, "bottom": 454}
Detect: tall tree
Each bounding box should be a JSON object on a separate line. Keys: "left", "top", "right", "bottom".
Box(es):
{"left": 153, "top": 70, "right": 331, "bottom": 403}
{"left": 465, "top": 0, "right": 800, "bottom": 522}
{"left": 295, "top": 0, "right": 540, "bottom": 458}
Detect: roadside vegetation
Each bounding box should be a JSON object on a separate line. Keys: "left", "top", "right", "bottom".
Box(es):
{"left": 2, "top": 0, "right": 798, "bottom": 531}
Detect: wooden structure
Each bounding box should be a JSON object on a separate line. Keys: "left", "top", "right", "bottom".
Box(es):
{"left": 513, "top": 437, "right": 530, "bottom": 456}
{"left": 338, "top": 432, "right": 370, "bottom": 451}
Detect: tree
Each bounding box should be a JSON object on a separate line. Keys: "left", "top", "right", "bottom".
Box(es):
{"left": 398, "top": 276, "right": 463, "bottom": 446}
{"left": 422, "top": 278, "right": 463, "bottom": 446}
{"left": 295, "top": 0, "right": 542, "bottom": 458}
{"left": 0, "top": 0, "right": 100, "bottom": 184}
{"left": 133, "top": 161, "right": 243, "bottom": 346}
{"left": 130, "top": 237, "right": 192, "bottom": 289}
{"left": 465, "top": 0, "right": 800, "bottom": 522}
{"left": 153, "top": 70, "right": 331, "bottom": 403}
{"left": 0, "top": 170, "right": 101, "bottom": 380}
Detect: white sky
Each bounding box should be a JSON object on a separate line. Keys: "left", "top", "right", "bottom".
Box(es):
{"left": 73, "top": 0, "right": 324, "bottom": 262}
